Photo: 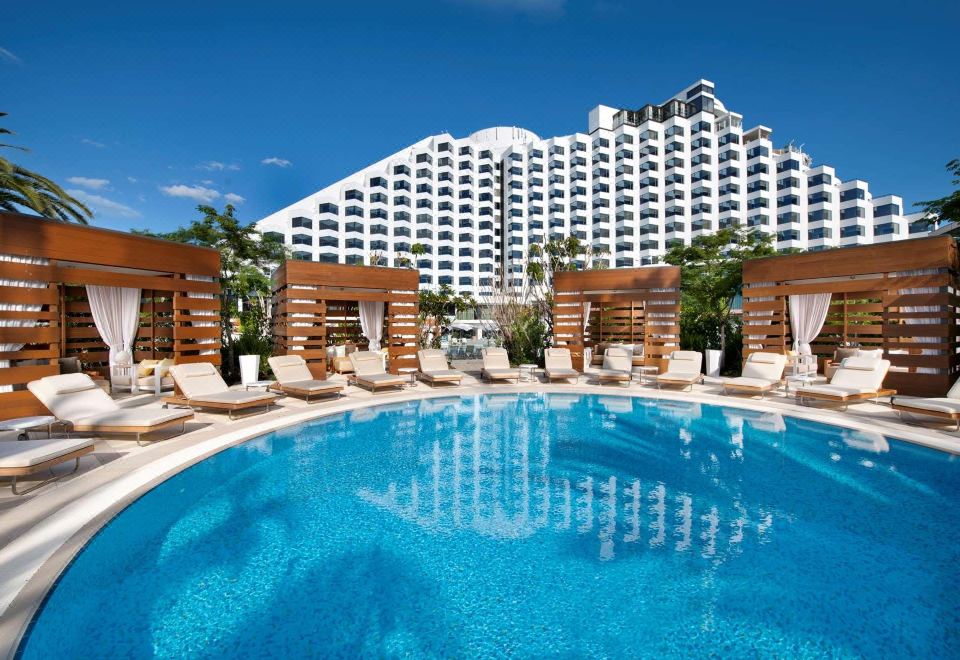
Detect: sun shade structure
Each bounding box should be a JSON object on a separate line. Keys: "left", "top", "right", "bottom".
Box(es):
{"left": 0, "top": 212, "right": 221, "bottom": 420}
{"left": 271, "top": 260, "right": 419, "bottom": 379}
{"left": 741, "top": 236, "right": 960, "bottom": 397}
{"left": 552, "top": 266, "right": 681, "bottom": 371}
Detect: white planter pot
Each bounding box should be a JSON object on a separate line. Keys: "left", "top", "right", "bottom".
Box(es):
{"left": 705, "top": 349, "right": 723, "bottom": 378}
{"left": 239, "top": 354, "right": 260, "bottom": 385}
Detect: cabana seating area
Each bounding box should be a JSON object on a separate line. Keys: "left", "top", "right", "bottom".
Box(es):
{"left": 552, "top": 266, "right": 681, "bottom": 373}
{"left": 742, "top": 236, "right": 960, "bottom": 398}
{"left": 270, "top": 260, "right": 419, "bottom": 379}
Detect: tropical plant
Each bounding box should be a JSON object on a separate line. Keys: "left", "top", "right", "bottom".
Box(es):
{"left": 914, "top": 159, "right": 960, "bottom": 236}
{"left": 417, "top": 284, "right": 477, "bottom": 348}
{"left": 664, "top": 228, "right": 776, "bottom": 370}
{"left": 134, "top": 204, "right": 288, "bottom": 380}
{"left": 484, "top": 278, "right": 550, "bottom": 366}
{"left": 526, "top": 236, "right": 608, "bottom": 335}
{"left": 0, "top": 112, "right": 91, "bottom": 223}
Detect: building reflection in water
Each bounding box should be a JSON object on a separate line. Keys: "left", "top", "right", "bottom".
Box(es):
{"left": 356, "top": 394, "right": 786, "bottom": 563}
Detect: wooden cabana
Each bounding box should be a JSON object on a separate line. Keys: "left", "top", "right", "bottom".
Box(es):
{"left": 552, "top": 266, "right": 682, "bottom": 371}
{"left": 271, "top": 260, "right": 419, "bottom": 378}
{"left": 742, "top": 236, "right": 960, "bottom": 397}
{"left": 0, "top": 212, "right": 221, "bottom": 420}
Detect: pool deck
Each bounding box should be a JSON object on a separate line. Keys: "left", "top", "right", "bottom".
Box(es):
{"left": 0, "top": 368, "right": 958, "bottom": 656}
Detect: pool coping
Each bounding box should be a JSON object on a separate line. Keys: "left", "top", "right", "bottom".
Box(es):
{"left": 1, "top": 381, "right": 958, "bottom": 657}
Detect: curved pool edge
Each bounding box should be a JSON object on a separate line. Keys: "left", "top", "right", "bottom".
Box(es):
{"left": 1, "top": 382, "right": 958, "bottom": 658}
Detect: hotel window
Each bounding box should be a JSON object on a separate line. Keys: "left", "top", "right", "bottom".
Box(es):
{"left": 318, "top": 202, "right": 338, "bottom": 214}
{"left": 291, "top": 234, "right": 312, "bottom": 246}
{"left": 292, "top": 216, "right": 312, "bottom": 229}
{"left": 345, "top": 189, "right": 363, "bottom": 201}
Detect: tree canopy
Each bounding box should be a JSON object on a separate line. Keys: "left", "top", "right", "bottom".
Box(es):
{"left": 915, "top": 159, "right": 960, "bottom": 235}
{"left": 0, "top": 112, "right": 91, "bottom": 223}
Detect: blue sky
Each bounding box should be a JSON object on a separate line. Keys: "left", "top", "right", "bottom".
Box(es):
{"left": 3, "top": 0, "right": 957, "bottom": 232}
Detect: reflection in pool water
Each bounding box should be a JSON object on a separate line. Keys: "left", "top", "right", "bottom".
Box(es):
{"left": 20, "top": 394, "right": 960, "bottom": 658}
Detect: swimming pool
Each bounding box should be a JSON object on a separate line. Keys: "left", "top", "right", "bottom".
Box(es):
{"left": 19, "top": 394, "right": 960, "bottom": 657}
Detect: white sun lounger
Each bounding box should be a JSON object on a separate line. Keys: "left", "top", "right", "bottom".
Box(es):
{"left": 349, "top": 351, "right": 406, "bottom": 392}
{"left": 166, "top": 362, "right": 281, "bottom": 419}
{"left": 594, "top": 347, "right": 633, "bottom": 386}
{"left": 722, "top": 352, "right": 787, "bottom": 398}
{"left": 267, "top": 355, "right": 344, "bottom": 402}
{"left": 891, "top": 378, "right": 960, "bottom": 431}
{"left": 28, "top": 373, "right": 194, "bottom": 445}
{"left": 796, "top": 357, "right": 893, "bottom": 410}
{"left": 0, "top": 431, "right": 96, "bottom": 495}
{"left": 543, "top": 348, "right": 580, "bottom": 383}
{"left": 417, "top": 349, "right": 465, "bottom": 387}
{"left": 481, "top": 347, "right": 521, "bottom": 383}
{"left": 655, "top": 351, "right": 704, "bottom": 390}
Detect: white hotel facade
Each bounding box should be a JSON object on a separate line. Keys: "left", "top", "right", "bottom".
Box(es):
{"left": 257, "top": 80, "right": 925, "bottom": 297}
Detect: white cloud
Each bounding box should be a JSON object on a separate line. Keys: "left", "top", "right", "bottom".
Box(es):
{"left": 66, "top": 176, "right": 110, "bottom": 190}
{"left": 127, "top": 176, "right": 138, "bottom": 183}
{"left": 261, "top": 157, "right": 292, "bottom": 168}
{"left": 80, "top": 137, "right": 106, "bottom": 149}
{"left": 67, "top": 190, "right": 141, "bottom": 218}
{"left": 159, "top": 184, "right": 220, "bottom": 203}
{"left": 0, "top": 47, "right": 21, "bottom": 64}
{"left": 224, "top": 192, "right": 246, "bottom": 204}
{"left": 200, "top": 179, "right": 215, "bottom": 185}
{"left": 199, "top": 160, "right": 240, "bottom": 171}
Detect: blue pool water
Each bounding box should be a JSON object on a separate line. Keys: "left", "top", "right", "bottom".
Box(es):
{"left": 19, "top": 394, "right": 960, "bottom": 658}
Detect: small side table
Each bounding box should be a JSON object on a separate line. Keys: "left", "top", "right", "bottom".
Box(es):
{"left": 0, "top": 415, "right": 64, "bottom": 441}
{"left": 633, "top": 365, "right": 659, "bottom": 384}
{"left": 244, "top": 380, "right": 275, "bottom": 391}
{"left": 784, "top": 374, "right": 817, "bottom": 394}
{"left": 397, "top": 368, "right": 419, "bottom": 388}
{"left": 519, "top": 364, "right": 538, "bottom": 382}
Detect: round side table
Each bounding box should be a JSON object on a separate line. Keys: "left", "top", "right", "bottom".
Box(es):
{"left": 0, "top": 415, "right": 63, "bottom": 441}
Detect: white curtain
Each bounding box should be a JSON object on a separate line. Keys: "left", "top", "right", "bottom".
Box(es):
{"left": 358, "top": 301, "right": 385, "bottom": 351}
{"left": 86, "top": 285, "right": 141, "bottom": 366}
{"left": 582, "top": 301, "right": 591, "bottom": 331}
{"left": 0, "top": 254, "right": 49, "bottom": 393}
{"left": 788, "top": 293, "right": 832, "bottom": 355}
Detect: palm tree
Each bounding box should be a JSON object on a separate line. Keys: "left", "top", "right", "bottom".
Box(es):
{"left": 0, "top": 112, "right": 91, "bottom": 223}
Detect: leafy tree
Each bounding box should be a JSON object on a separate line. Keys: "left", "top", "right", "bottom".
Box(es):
{"left": 417, "top": 284, "right": 477, "bottom": 348}
{"left": 664, "top": 228, "right": 776, "bottom": 369}
{"left": 914, "top": 159, "right": 960, "bottom": 236}
{"left": 0, "top": 112, "right": 91, "bottom": 223}
{"left": 526, "top": 236, "right": 608, "bottom": 335}
{"left": 134, "top": 204, "right": 287, "bottom": 379}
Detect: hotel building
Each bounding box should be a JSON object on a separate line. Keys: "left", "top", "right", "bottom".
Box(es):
{"left": 256, "top": 80, "right": 924, "bottom": 297}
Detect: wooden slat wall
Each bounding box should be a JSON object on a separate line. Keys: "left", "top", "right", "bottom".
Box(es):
{"left": 271, "top": 261, "right": 420, "bottom": 378}
{"left": 742, "top": 236, "right": 960, "bottom": 397}
{"left": 0, "top": 212, "right": 221, "bottom": 420}
{"left": 552, "top": 266, "right": 681, "bottom": 371}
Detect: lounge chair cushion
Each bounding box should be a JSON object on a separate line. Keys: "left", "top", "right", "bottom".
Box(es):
{"left": 483, "top": 368, "right": 520, "bottom": 380}
{"left": 481, "top": 348, "right": 511, "bottom": 371}
{"left": 724, "top": 376, "right": 777, "bottom": 390}
{"left": 797, "top": 384, "right": 878, "bottom": 399}
{"left": 827, "top": 358, "right": 890, "bottom": 391}
{"left": 664, "top": 351, "right": 703, "bottom": 376}
{"left": 29, "top": 374, "right": 120, "bottom": 422}
{"left": 602, "top": 348, "right": 632, "bottom": 373}
{"left": 595, "top": 369, "right": 631, "bottom": 380}
{"left": 73, "top": 408, "right": 193, "bottom": 429}
{"left": 892, "top": 398, "right": 960, "bottom": 415}
{"left": 741, "top": 352, "right": 786, "bottom": 381}
{"left": 350, "top": 351, "right": 388, "bottom": 377}
{"left": 268, "top": 354, "right": 316, "bottom": 385}
{"left": 48, "top": 373, "right": 99, "bottom": 395}
{"left": 357, "top": 373, "right": 405, "bottom": 385}
{"left": 421, "top": 370, "right": 463, "bottom": 381}
{"left": 183, "top": 391, "right": 277, "bottom": 406}
{"left": 137, "top": 360, "right": 160, "bottom": 377}
{"left": 0, "top": 437, "right": 96, "bottom": 468}
{"left": 418, "top": 349, "right": 451, "bottom": 373}
{"left": 281, "top": 379, "right": 342, "bottom": 393}
{"left": 169, "top": 363, "right": 230, "bottom": 398}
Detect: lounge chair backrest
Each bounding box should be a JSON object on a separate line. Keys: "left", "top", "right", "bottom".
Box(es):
{"left": 482, "top": 347, "right": 510, "bottom": 370}
{"left": 855, "top": 348, "right": 884, "bottom": 360}
{"left": 947, "top": 377, "right": 960, "bottom": 400}
{"left": 28, "top": 373, "right": 119, "bottom": 422}
{"left": 350, "top": 351, "right": 385, "bottom": 376}
{"left": 603, "top": 347, "right": 632, "bottom": 372}
{"left": 418, "top": 349, "right": 449, "bottom": 373}
{"left": 667, "top": 350, "right": 702, "bottom": 375}
{"left": 169, "top": 362, "right": 228, "bottom": 398}
{"left": 544, "top": 348, "right": 572, "bottom": 371}
{"left": 268, "top": 355, "right": 313, "bottom": 384}
{"left": 741, "top": 352, "right": 786, "bottom": 381}
{"left": 830, "top": 357, "right": 890, "bottom": 389}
